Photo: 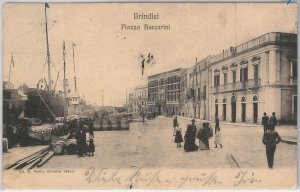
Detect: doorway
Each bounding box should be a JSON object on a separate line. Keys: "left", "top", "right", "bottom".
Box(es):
{"left": 223, "top": 98, "right": 227, "bottom": 121}
{"left": 253, "top": 95, "right": 258, "bottom": 123}
{"left": 231, "top": 96, "right": 236, "bottom": 122}
{"left": 241, "top": 97, "right": 246, "bottom": 122}
{"left": 215, "top": 99, "right": 218, "bottom": 118}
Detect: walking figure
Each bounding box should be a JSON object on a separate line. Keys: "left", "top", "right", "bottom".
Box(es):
{"left": 214, "top": 126, "right": 222, "bottom": 148}
{"left": 88, "top": 137, "right": 95, "bottom": 156}
{"left": 269, "top": 112, "right": 278, "bottom": 130}
{"left": 197, "top": 122, "right": 210, "bottom": 150}
{"left": 173, "top": 116, "right": 178, "bottom": 136}
{"left": 184, "top": 119, "right": 198, "bottom": 152}
{"left": 262, "top": 126, "right": 281, "bottom": 168}
{"left": 262, "top": 112, "right": 269, "bottom": 132}
{"left": 174, "top": 124, "right": 183, "bottom": 148}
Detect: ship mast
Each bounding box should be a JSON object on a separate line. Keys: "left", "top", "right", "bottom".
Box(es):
{"left": 72, "top": 43, "right": 77, "bottom": 92}
{"left": 9, "top": 52, "right": 14, "bottom": 82}
{"left": 45, "top": 3, "right": 52, "bottom": 91}
{"left": 63, "top": 41, "right": 68, "bottom": 120}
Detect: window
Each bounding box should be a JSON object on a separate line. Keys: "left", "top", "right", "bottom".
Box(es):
{"left": 240, "top": 67, "right": 248, "bottom": 82}
{"left": 214, "top": 75, "right": 220, "bottom": 87}
{"left": 224, "top": 73, "right": 227, "bottom": 85}
{"left": 198, "top": 88, "right": 201, "bottom": 100}
{"left": 203, "top": 85, "right": 206, "bottom": 99}
{"left": 291, "top": 61, "right": 297, "bottom": 79}
{"left": 254, "top": 65, "right": 259, "bottom": 80}
{"left": 232, "top": 71, "right": 236, "bottom": 83}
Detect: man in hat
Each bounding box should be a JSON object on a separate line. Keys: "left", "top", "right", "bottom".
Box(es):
{"left": 262, "top": 125, "right": 281, "bottom": 168}
{"left": 269, "top": 112, "right": 278, "bottom": 130}
{"left": 262, "top": 112, "right": 269, "bottom": 132}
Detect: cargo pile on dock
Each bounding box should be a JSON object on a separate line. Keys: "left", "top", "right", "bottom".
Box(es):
{"left": 93, "top": 114, "right": 130, "bottom": 131}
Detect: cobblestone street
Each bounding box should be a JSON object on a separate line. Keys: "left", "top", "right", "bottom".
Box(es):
{"left": 41, "top": 117, "right": 296, "bottom": 169}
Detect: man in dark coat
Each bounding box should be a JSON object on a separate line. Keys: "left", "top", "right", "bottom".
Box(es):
{"left": 75, "top": 129, "right": 85, "bottom": 157}
{"left": 262, "top": 112, "right": 269, "bottom": 132}
{"left": 262, "top": 125, "right": 281, "bottom": 168}
{"left": 269, "top": 112, "right": 278, "bottom": 130}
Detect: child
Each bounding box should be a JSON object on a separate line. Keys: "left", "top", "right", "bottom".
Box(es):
{"left": 174, "top": 125, "right": 183, "bottom": 148}
{"left": 88, "top": 138, "right": 95, "bottom": 156}
{"left": 214, "top": 127, "right": 222, "bottom": 148}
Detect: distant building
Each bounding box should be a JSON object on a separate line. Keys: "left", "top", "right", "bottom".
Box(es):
{"left": 128, "top": 93, "right": 134, "bottom": 113}
{"left": 148, "top": 68, "right": 186, "bottom": 116}
{"left": 132, "top": 84, "right": 148, "bottom": 114}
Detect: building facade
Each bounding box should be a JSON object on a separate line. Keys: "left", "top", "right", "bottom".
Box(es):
{"left": 148, "top": 68, "right": 185, "bottom": 116}
{"left": 132, "top": 85, "right": 148, "bottom": 114}
{"left": 209, "top": 32, "right": 297, "bottom": 123}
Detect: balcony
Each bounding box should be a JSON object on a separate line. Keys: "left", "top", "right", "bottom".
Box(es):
{"left": 211, "top": 79, "right": 261, "bottom": 94}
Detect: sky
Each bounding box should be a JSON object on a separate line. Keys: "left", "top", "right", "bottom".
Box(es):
{"left": 3, "top": 3, "right": 297, "bottom": 106}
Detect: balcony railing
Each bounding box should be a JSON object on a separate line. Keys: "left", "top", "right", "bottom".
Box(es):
{"left": 211, "top": 79, "right": 261, "bottom": 94}
{"left": 210, "top": 32, "right": 297, "bottom": 64}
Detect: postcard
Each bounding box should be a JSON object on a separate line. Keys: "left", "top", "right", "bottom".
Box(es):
{"left": 2, "top": 2, "right": 297, "bottom": 189}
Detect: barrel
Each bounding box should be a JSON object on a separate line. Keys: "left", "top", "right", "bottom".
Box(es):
{"left": 3, "top": 138, "right": 8, "bottom": 153}
{"left": 109, "top": 116, "right": 120, "bottom": 130}
{"left": 120, "top": 117, "right": 129, "bottom": 130}
{"left": 102, "top": 118, "right": 110, "bottom": 131}
{"left": 93, "top": 119, "right": 102, "bottom": 131}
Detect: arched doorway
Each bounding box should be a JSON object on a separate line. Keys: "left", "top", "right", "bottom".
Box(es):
{"left": 231, "top": 96, "right": 236, "bottom": 122}
{"left": 241, "top": 97, "right": 246, "bottom": 122}
{"left": 215, "top": 99, "right": 218, "bottom": 118}
{"left": 253, "top": 95, "right": 258, "bottom": 123}
{"left": 223, "top": 98, "right": 227, "bottom": 121}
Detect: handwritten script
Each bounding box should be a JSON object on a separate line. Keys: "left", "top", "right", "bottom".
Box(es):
{"left": 85, "top": 166, "right": 223, "bottom": 188}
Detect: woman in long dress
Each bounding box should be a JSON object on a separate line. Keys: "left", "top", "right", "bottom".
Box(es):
{"left": 184, "top": 119, "right": 198, "bottom": 152}
{"left": 197, "top": 123, "right": 210, "bottom": 150}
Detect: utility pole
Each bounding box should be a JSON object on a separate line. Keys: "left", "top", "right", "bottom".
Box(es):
{"left": 72, "top": 43, "right": 77, "bottom": 92}
{"left": 45, "top": 3, "right": 52, "bottom": 91}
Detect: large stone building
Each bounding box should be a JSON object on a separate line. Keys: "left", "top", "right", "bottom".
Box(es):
{"left": 209, "top": 32, "right": 297, "bottom": 123}
{"left": 145, "top": 32, "right": 297, "bottom": 124}
{"left": 148, "top": 68, "right": 185, "bottom": 116}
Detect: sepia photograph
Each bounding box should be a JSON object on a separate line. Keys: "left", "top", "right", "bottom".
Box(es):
{"left": 2, "top": 2, "right": 298, "bottom": 189}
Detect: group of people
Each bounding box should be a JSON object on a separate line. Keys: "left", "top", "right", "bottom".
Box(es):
{"left": 261, "top": 112, "right": 281, "bottom": 169}
{"left": 74, "top": 119, "right": 95, "bottom": 157}
{"left": 173, "top": 116, "right": 222, "bottom": 152}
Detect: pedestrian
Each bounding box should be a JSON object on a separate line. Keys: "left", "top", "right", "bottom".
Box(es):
{"left": 88, "top": 117, "right": 94, "bottom": 139}
{"left": 173, "top": 116, "right": 178, "bottom": 136}
{"left": 262, "top": 112, "right": 269, "bottom": 132}
{"left": 88, "top": 137, "right": 95, "bottom": 156}
{"left": 197, "top": 123, "right": 210, "bottom": 150}
{"left": 174, "top": 124, "right": 183, "bottom": 148}
{"left": 75, "top": 128, "right": 84, "bottom": 157}
{"left": 184, "top": 119, "right": 198, "bottom": 152}
{"left": 82, "top": 125, "right": 89, "bottom": 155}
{"left": 262, "top": 125, "right": 281, "bottom": 168}
{"left": 269, "top": 112, "right": 278, "bottom": 130}
{"left": 215, "top": 116, "right": 220, "bottom": 134}
{"left": 214, "top": 127, "right": 222, "bottom": 148}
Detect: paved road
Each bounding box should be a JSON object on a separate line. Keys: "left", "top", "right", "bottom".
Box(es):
{"left": 42, "top": 117, "right": 296, "bottom": 169}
